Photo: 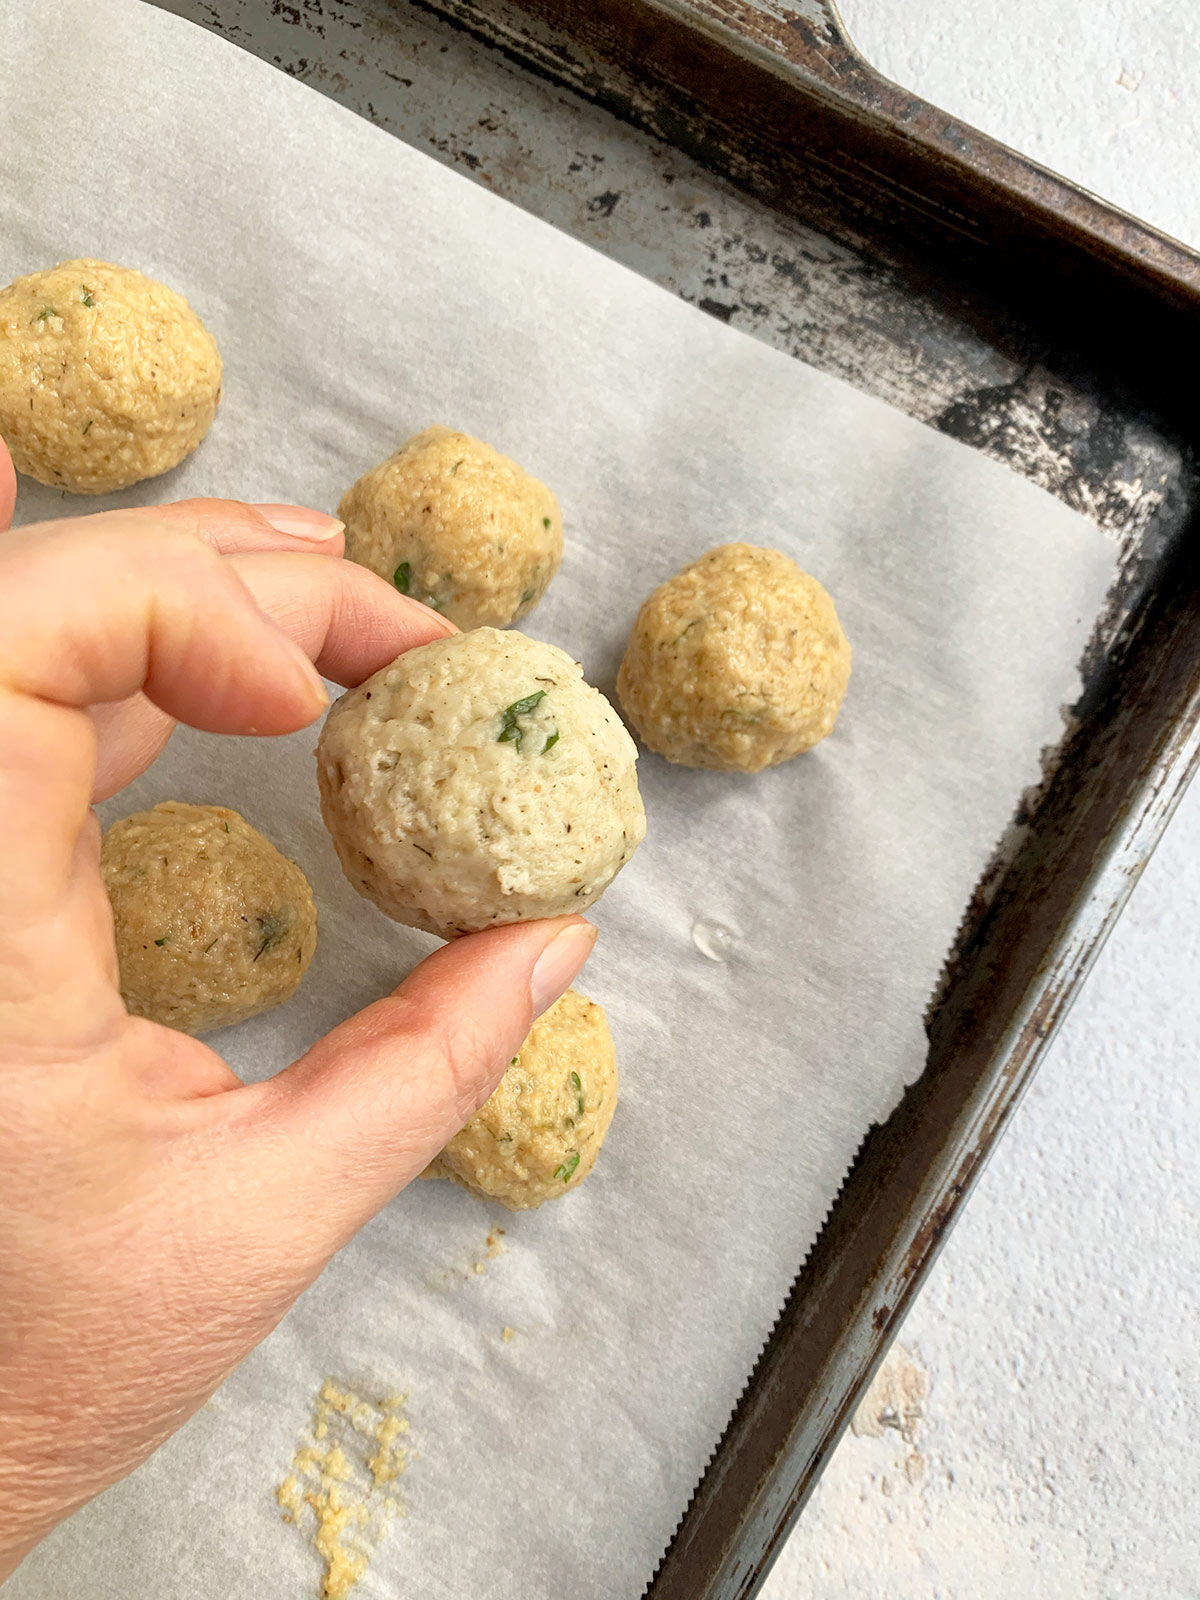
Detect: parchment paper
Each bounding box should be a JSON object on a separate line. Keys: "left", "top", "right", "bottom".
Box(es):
{"left": 0, "top": 2, "right": 1116, "bottom": 1595}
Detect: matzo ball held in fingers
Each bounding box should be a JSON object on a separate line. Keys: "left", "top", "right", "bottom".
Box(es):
{"left": 317, "top": 628, "right": 645, "bottom": 939}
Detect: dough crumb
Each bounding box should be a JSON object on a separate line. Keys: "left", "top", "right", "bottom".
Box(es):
{"left": 277, "top": 1378, "right": 414, "bottom": 1598}
{"left": 500, "top": 1326, "right": 516, "bottom": 1344}
{"left": 469, "top": 1228, "right": 507, "bottom": 1275}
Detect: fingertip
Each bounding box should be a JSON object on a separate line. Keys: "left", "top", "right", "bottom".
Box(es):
{"left": 226, "top": 552, "right": 461, "bottom": 691}
{"left": 529, "top": 920, "right": 598, "bottom": 1017}
{"left": 410, "top": 599, "right": 458, "bottom": 637}
{"left": 0, "top": 435, "right": 16, "bottom": 530}
{"left": 270, "top": 623, "right": 331, "bottom": 725}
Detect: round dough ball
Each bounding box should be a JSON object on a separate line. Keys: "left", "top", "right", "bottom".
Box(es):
{"left": 101, "top": 802, "right": 316, "bottom": 1034}
{"left": 617, "top": 542, "right": 851, "bottom": 772}
{"left": 423, "top": 989, "right": 618, "bottom": 1210}
{"left": 0, "top": 258, "right": 222, "bottom": 494}
{"left": 339, "top": 425, "right": 563, "bottom": 630}
{"left": 317, "top": 628, "right": 645, "bottom": 938}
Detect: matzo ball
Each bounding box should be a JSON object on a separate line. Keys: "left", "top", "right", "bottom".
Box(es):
{"left": 340, "top": 426, "right": 562, "bottom": 629}
{"left": 422, "top": 988, "right": 618, "bottom": 1210}
{"left": 0, "top": 258, "right": 222, "bottom": 494}
{"left": 317, "top": 628, "right": 645, "bottom": 938}
{"left": 101, "top": 802, "right": 316, "bottom": 1034}
{"left": 617, "top": 542, "right": 851, "bottom": 772}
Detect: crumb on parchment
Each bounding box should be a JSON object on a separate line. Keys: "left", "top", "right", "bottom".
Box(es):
{"left": 427, "top": 1223, "right": 511, "bottom": 1290}
{"left": 276, "top": 1378, "right": 415, "bottom": 1599}
{"left": 467, "top": 1224, "right": 509, "bottom": 1278}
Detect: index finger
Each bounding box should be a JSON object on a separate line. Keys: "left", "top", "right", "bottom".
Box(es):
{"left": 0, "top": 520, "right": 326, "bottom": 935}
{"left": 90, "top": 540, "right": 457, "bottom": 800}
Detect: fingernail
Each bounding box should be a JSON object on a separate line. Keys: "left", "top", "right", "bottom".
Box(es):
{"left": 253, "top": 503, "right": 345, "bottom": 541}
{"left": 530, "top": 923, "right": 597, "bottom": 1019}
{"left": 280, "top": 633, "right": 330, "bottom": 715}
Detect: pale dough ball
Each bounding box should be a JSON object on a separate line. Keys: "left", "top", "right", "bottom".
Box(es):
{"left": 0, "top": 258, "right": 222, "bottom": 494}
{"left": 617, "top": 542, "right": 851, "bottom": 772}
{"left": 317, "top": 628, "right": 645, "bottom": 938}
{"left": 422, "top": 989, "right": 618, "bottom": 1210}
{"left": 340, "top": 426, "right": 563, "bottom": 629}
{"left": 101, "top": 802, "right": 316, "bottom": 1034}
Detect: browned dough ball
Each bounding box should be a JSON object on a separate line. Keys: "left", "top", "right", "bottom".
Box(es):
{"left": 422, "top": 989, "right": 618, "bottom": 1210}
{"left": 101, "top": 802, "right": 317, "bottom": 1035}
{"left": 340, "top": 425, "right": 563, "bottom": 629}
{"left": 617, "top": 542, "right": 851, "bottom": 772}
{"left": 0, "top": 259, "right": 222, "bottom": 494}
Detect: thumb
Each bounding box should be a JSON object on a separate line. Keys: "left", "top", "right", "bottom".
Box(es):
{"left": 0, "top": 435, "right": 15, "bottom": 530}
{"left": 232, "top": 916, "right": 597, "bottom": 1248}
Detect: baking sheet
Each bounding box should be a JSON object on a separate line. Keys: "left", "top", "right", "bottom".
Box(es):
{"left": 0, "top": 1, "right": 1116, "bottom": 1595}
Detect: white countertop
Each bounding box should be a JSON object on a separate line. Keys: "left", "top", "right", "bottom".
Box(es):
{"left": 762, "top": 3, "right": 1200, "bottom": 1594}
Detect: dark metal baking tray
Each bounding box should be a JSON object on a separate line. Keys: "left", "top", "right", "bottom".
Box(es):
{"left": 149, "top": 1, "right": 1200, "bottom": 1594}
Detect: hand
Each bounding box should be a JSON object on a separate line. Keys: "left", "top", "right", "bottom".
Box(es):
{"left": 0, "top": 449, "right": 596, "bottom": 1580}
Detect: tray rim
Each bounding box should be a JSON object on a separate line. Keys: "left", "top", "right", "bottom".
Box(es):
{"left": 622, "top": 1, "right": 1200, "bottom": 1593}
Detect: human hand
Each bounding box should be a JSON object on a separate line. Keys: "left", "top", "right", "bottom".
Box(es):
{"left": 0, "top": 449, "right": 596, "bottom": 1580}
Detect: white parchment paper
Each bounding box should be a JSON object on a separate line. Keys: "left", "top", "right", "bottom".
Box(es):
{"left": 1, "top": 2, "right": 1116, "bottom": 1594}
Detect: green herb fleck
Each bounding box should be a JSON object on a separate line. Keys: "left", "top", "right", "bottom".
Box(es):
{"left": 81, "top": 419, "right": 93, "bottom": 435}
{"left": 203, "top": 937, "right": 219, "bottom": 954}
{"left": 80, "top": 286, "right": 95, "bottom": 306}
{"left": 542, "top": 516, "right": 552, "bottom": 528}
{"left": 35, "top": 305, "right": 56, "bottom": 322}
{"left": 510, "top": 1056, "right": 519, "bottom": 1067}
{"left": 154, "top": 934, "right": 171, "bottom": 947}
{"left": 223, "top": 822, "right": 230, "bottom": 833}
{"left": 519, "top": 588, "right": 537, "bottom": 605}
{"left": 392, "top": 561, "right": 412, "bottom": 595}
{"left": 509, "top": 691, "right": 546, "bottom": 716}
{"left": 450, "top": 458, "right": 463, "bottom": 475}
{"left": 569, "top": 1070, "right": 584, "bottom": 1115}
{"left": 553, "top": 1151, "right": 581, "bottom": 1183}
{"left": 497, "top": 690, "right": 546, "bottom": 751}
{"left": 674, "top": 617, "right": 703, "bottom": 644}
{"left": 253, "top": 907, "right": 292, "bottom": 961}
{"left": 542, "top": 729, "right": 559, "bottom": 754}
